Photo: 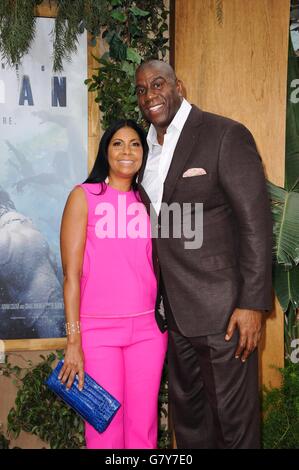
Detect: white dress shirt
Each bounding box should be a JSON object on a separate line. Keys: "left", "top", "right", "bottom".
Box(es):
{"left": 142, "top": 98, "right": 192, "bottom": 214}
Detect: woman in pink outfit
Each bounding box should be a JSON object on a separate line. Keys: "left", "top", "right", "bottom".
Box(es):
{"left": 59, "top": 120, "right": 167, "bottom": 449}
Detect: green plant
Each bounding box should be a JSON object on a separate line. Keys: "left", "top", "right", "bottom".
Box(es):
{"left": 0, "top": 1, "right": 168, "bottom": 77}
{"left": 0, "top": 0, "right": 108, "bottom": 71}
{"left": 158, "top": 360, "right": 171, "bottom": 448}
{"left": 52, "top": 0, "right": 111, "bottom": 72}
{"left": 262, "top": 361, "right": 299, "bottom": 448}
{"left": 88, "top": 53, "right": 141, "bottom": 129}
{"left": 3, "top": 350, "right": 170, "bottom": 449}
{"left": 0, "top": 0, "right": 42, "bottom": 67}
{"left": 0, "top": 429, "right": 10, "bottom": 449}
{"left": 3, "top": 352, "right": 85, "bottom": 449}
{"left": 268, "top": 33, "right": 299, "bottom": 357}
{"left": 85, "top": 0, "right": 169, "bottom": 128}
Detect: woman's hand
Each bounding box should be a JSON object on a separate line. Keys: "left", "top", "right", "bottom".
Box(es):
{"left": 58, "top": 340, "right": 85, "bottom": 391}
{"left": 59, "top": 187, "right": 87, "bottom": 392}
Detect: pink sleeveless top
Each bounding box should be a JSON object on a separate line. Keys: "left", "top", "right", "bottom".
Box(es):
{"left": 77, "top": 183, "right": 157, "bottom": 318}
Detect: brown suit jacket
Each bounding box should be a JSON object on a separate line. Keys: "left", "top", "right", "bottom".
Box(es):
{"left": 138, "top": 105, "right": 273, "bottom": 337}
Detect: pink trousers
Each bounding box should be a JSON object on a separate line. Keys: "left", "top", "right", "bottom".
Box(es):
{"left": 80, "top": 313, "right": 168, "bottom": 449}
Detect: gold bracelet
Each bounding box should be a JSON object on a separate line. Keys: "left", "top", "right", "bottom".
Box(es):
{"left": 65, "top": 321, "right": 80, "bottom": 336}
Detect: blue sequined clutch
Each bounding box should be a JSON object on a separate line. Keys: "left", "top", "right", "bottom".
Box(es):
{"left": 45, "top": 360, "right": 121, "bottom": 433}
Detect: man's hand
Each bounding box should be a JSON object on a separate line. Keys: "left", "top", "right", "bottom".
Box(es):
{"left": 225, "top": 308, "right": 263, "bottom": 362}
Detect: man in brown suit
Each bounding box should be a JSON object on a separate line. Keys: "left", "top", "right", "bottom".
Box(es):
{"left": 135, "top": 60, "right": 273, "bottom": 449}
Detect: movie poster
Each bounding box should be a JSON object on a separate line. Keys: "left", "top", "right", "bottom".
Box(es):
{"left": 0, "top": 18, "right": 88, "bottom": 339}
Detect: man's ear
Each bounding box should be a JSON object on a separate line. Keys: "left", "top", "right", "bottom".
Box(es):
{"left": 176, "top": 79, "right": 187, "bottom": 99}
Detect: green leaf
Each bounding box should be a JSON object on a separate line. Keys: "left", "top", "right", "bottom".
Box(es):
{"left": 109, "top": 35, "right": 127, "bottom": 61}
{"left": 88, "top": 83, "right": 98, "bottom": 92}
{"left": 273, "top": 263, "right": 299, "bottom": 312}
{"left": 111, "top": 11, "right": 127, "bottom": 23}
{"left": 111, "top": 0, "right": 122, "bottom": 5}
{"left": 267, "top": 180, "right": 299, "bottom": 267}
{"left": 121, "top": 61, "right": 135, "bottom": 76}
{"left": 128, "top": 23, "right": 140, "bottom": 38}
{"left": 99, "top": 51, "right": 110, "bottom": 63}
{"left": 104, "top": 30, "right": 115, "bottom": 44}
{"left": 126, "top": 47, "right": 142, "bottom": 64}
{"left": 47, "top": 353, "right": 56, "bottom": 363}
{"left": 286, "top": 38, "right": 299, "bottom": 192}
{"left": 129, "top": 6, "right": 150, "bottom": 17}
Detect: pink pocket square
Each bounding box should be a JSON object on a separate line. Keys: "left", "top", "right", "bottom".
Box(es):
{"left": 182, "top": 168, "right": 207, "bottom": 177}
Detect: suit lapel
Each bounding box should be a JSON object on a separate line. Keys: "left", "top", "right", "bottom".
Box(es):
{"left": 162, "top": 106, "right": 203, "bottom": 206}
{"left": 138, "top": 183, "right": 152, "bottom": 215}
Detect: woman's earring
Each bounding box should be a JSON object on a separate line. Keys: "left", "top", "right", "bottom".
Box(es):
{"left": 105, "top": 176, "right": 109, "bottom": 184}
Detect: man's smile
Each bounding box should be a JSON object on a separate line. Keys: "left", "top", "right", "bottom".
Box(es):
{"left": 147, "top": 103, "right": 165, "bottom": 115}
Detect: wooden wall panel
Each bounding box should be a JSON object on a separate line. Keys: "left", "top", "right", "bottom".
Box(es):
{"left": 174, "top": 0, "right": 290, "bottom": 387}
{"left": 87, "top": 35, "right": 101, "bottom": 171}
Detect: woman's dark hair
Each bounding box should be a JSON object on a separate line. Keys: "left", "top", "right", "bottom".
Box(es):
{"left": 83, "top": 119, "right": 148, "bottom": 194}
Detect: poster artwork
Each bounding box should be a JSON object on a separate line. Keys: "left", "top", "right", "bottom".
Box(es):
{"left": 0, "top": 18, "right": 88, "bottom": 339}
